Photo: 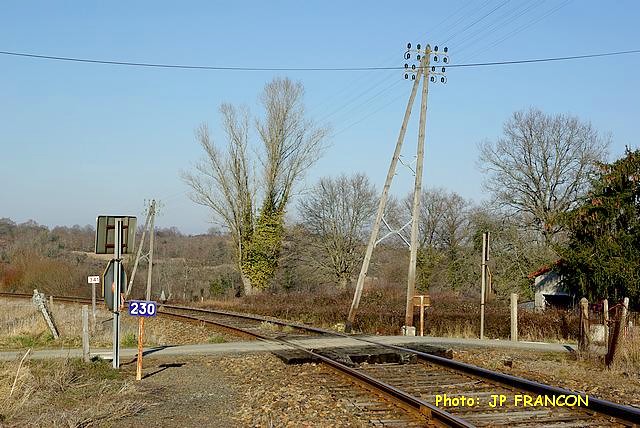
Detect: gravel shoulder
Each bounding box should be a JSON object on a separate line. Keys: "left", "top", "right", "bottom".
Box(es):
{"left": 450, "top": 345, "right": 640, "bottom": 409}
{"left": 116, "top": 353, "right": 372, "bottom": 427}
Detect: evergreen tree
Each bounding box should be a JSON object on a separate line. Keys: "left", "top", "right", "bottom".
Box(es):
{"left": 558, "top": 148, "right": 640, "bottom": 304}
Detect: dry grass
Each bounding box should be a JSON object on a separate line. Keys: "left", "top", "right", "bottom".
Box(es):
{"left": 611, "top": 328, "right": 640, "bottom": 372}
{"left": 0, "top": 356, "right": 147, "bottom": 426}
{"left": 201, "top": 284, "right": 580, "bottom": 342}
{"left": 0, "top": 299, "right": 171, "bottom": 351}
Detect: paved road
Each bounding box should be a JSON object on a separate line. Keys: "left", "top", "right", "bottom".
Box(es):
{"left": 0, "top": 335, "right": 576, "bottom": 361}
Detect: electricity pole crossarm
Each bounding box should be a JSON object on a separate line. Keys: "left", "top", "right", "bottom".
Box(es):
{"left": 345, "top": 59, "right": 424, "bottom": 333}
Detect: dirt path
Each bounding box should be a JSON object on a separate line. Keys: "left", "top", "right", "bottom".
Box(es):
{"left": 114, "top": 353, "right": 371, "bottom": 427}
{"left": 117, "top": 355, "right": 238, "bottom": 427}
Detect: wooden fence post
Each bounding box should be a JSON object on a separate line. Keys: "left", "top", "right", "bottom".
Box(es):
{"left": 606, "top": 297, "right": 629, "bottom": 367}
{"left": 603, "top": 299, "right": 609, "bottom": 352}
{"left": 510, "top": 293, "right": 518, "bottom": 342}
{"left": 578, "top": 297, "right": 590, "bottom": 353}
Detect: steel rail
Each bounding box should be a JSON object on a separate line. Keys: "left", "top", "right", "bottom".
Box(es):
{"left": 157, "top": 308, "right": 472, "bottom": 428}
{"left": 4, "top": 293, "right": 639, "bottom": 424}
{"left": 0, "top": 292, "right": 92, "bottom": 305}
{"left": 160, "top": 303, "right": 640, "bottom": 425}
{"left": 160, "top": 303, "right": 331, "bottom": 334}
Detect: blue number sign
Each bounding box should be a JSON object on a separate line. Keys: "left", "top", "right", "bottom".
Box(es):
{"left": 128, "top": 300, "right": 157, "bottom": 317}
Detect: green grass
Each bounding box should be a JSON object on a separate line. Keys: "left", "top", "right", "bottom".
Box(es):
{"left": 207, "top": 335, "right": 226, "bottom": 344}
{"left": 121, "top": 332, "right": 138, "bottom": 347}
{"left": 5, "top": 332, "right": 55, "bottom": 348}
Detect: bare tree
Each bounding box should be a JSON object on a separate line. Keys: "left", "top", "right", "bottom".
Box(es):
{"left": 405, "top": 188, "right": 470, "bottom": 252}
{"left": 183, "top": 78, "right": 328, "bottom": 294}
{"left": 479, "top": 108, "right": 609, "bottom": 243}
{"left": 403, "top": 188, "right": 474, "bottom": 291}
{"left": 182, "top": 105, "right": 253, "bottom": 291}
{"left": 258, "top": 78, "right": 326, "bottom": 211}
{"left": 298, "top": 173, "right": 377, "bottom": 288}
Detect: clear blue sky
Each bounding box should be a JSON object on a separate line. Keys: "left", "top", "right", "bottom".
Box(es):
{"left": 2, "top": 1, "right": 639, "bottom": 234}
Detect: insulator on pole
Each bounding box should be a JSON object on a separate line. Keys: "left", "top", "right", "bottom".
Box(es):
{"left": 405, "top": 63, "right": 408, "bottom": 69}
{"left": 434, "top": 45, "right": 438, "bottom": 52}
{"left": 444, "top": 46, "right": 448, "bottom": 53}
{"left": 404, "top": 73, "right": 408, "bottom": 79}
{"left": 412, "top": 74, "right": 416, "bottom": 80}
{"left": 417, "top": 54, "right": 421, "bottom": 61}
{"left": 407, "top": 43, "right": 412, "bottom": 49}
{"left": 442, "top": 67, "right": 445, "bottom": 72}
{"left": 443, "top": 57, "right": 448, "bottom": 63}
{"left": 434, "top": 56, "right": 438, "bottom": 62}
{"left": 441, "top": 77, "right": 445, "bottom": 83}
{"left": 430, "top": 76, "right": 435, "bottom": 82}
{"left": 417, "top": 43, "right": 421, "bottom": 50}
{"left": 431, "top": 66, "right": 435, "bottom": 72}
{"left": 411, "top": 64, "right": 415, "bottom": 70}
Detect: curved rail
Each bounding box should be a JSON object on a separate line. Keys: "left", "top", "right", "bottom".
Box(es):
{"left": 3, "top": 292, "right": 640, "bottom": 425}
{"left": 160, "top": 303, "right": 640, "bottom": 426}
{"left": 158, "top": 307, "right": 471, "bottom": 427}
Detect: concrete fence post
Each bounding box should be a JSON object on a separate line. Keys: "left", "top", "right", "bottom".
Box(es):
{"left": 510, "top": 293, "right": 518, "bottom": 342}
{"left": 82, "top": 305, "right": 90, "bottom": 363}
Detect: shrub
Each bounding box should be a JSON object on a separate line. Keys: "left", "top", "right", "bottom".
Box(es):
{"left": 202, "top": 284, "right": 580, "bottom": 341}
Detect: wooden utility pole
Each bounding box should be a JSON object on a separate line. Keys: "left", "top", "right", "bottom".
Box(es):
{"left": 405, "top": 52, "right": 430, "bottom": 328}
{"left": 480, "top": 232, "right": 489, "bottom": 339}
{"left": 345, "top": 43, "right": 449, "bottom": 333}
{"left": 125, "top": 199, "right": 156, "bottom": 300}
{"left": 146, "top": 200, "right": 156, "bottom": 301}
{"left": 485, "top": 232, "right": 491, "bottom": 297}
{"left": 345, "top": 55, "right": 423, "bottom": 333}
{"left": 125, "top": 203, "right": 153, "bottom": 298}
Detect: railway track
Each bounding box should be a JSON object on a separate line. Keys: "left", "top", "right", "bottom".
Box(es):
{"left": 2, "top": 292, "right": 640, "bottom": 426}
{"left": 160, "top": 304, "right": 640, "bottom": 427}
{"left": 0, "top": 291, "right": 93, "bottom": 305}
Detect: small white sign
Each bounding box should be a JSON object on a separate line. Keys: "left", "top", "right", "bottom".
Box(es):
{"left": 88, "top": 275, "right": 100, "bottom": 284}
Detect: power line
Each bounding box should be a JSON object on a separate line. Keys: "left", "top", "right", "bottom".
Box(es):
{"left": 442, "top": 0, "right": 511, "bottom": 45}
{"left": 454, "top": 0, "right": 545, "bottom": 59}
{"left": 447, "top": 49, "right": 640, "bottom": 68}
{"left": 307, "top": 0, "right": 482, "bottom": 120}
{"left": 321, "top": 1, "right": 522, "bottom": 136}
{"left": 0, "top": 50, "right": 396, "bottom": 71}
{"left": 461, "top": 0, "right": 572, "bottom": 63}
{"left": 2, "top": 48, "right": 639, "bottom": 72}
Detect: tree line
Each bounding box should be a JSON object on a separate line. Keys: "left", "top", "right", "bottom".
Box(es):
{"left": 2, "top": 77, "right": 635, "bottom": 306}
{"left": 183, "top": 76, "right": 638, "bottom": 305}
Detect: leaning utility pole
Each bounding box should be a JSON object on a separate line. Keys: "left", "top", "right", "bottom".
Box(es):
{"left": 146, "top": 200, "right": 156, "bottom": 301}
{"left": 125, "top": 199, "right": 157, "bottom": 300}
{"left": 346, "top": 43, "right": 449, "bottom": 333}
